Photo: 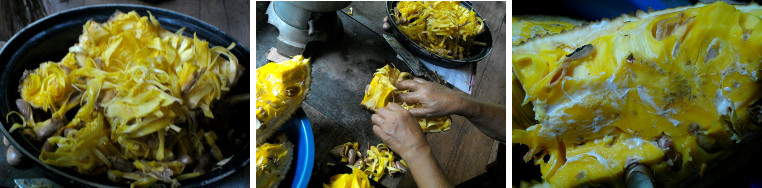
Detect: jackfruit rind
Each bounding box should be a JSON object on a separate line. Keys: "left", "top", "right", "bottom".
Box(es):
{"left": 513, "top": 2, "right": 762, "bottom": 187}
{"left": 256, "top": 133, "right": 294, "bottom": 188}
{"left": 255, "top": 55, "right": 312, "bottom": 145}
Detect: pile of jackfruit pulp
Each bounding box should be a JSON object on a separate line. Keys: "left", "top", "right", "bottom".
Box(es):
{"left": 361, "top": 65, "right": 451, "bottom": 132}
{"left": 9, "top": 11, "right": 243, "bottom": 187}
{"left": 327, "top": 142, "right": 408, "bottom": 185}
{"left": 393, "top": 1, "right": 485, "bottom": 59}
{"left": 255, "top": 55, "right": 311, "bottom": 188}
{"left": 513, "top": 2, "right": 762, "bottom": 187}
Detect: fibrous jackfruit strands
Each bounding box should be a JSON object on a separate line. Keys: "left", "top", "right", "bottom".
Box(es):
{"left": 255, "top": 55, "right": 312, "bottom": 145}
{"left": 513, "top": 2, "right": 762, "bottom": 187}
{"left": 361, "top": 65, "right": 451, "bottom": 132}
{"left": 11, "top": 11, "right": 242, "bottom": 187}
{"left": 394, "top": 1, "right": 484, "bottom": 59}
{"left": 256, "top": 133, "right": 294, "bottom": 188}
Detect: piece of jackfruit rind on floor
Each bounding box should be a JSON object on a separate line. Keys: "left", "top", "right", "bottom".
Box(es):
{"left": 255, "top": 55, "right": 312, "bottom": 146}
{"left": 256, "top": 133, "right": 294, "bottom": 188}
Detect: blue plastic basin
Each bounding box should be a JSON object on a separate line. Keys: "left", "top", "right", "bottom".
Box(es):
{"left": 278, "top": 108, "right": 314, "bottom": 188}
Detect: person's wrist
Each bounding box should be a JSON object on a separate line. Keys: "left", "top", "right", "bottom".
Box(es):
{"left": 401, "top": 143, "right": 431, "bottom": 161}
{"left": 454, "top": 94, "right": 478, "bottom": 118}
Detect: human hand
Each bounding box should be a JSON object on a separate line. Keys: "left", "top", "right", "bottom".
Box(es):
{"left": 371, "top": 103, "right": 429, "bottom": 159}
{"left": 397, "top": 78, "right": 469, "bottom": 118}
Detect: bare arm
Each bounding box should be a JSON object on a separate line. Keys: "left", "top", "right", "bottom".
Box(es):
{"left": 457, "top": 96, "right": 507, "bottom": 143}
{"left": 371, "top": 103, "right": 453, "bottom": 188}
{"left": 397, "top": 78, "right": 506, "bottom": 143}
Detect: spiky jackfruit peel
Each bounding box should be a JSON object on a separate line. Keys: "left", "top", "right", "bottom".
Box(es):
{"left": 361, "top": 65, "right": 451, "bottom": 132}
{"left": 255, "top": 55, "right": 312, "bottom": 145}
{"left": 256, "top": 133, "right": 294, "bottom": 188}
{"left": 513, "top": 2, "right": 762, "bottom": 187}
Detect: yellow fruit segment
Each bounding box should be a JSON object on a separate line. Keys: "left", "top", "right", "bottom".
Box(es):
{"left": 361, "top": 65, "right": 451, "bottom": 132}
{"left": 513, "top": 2, "right": 762, "bottom": 187}
{"left": 256, "top": 134, "right": 294, "bottom": 188}
{"left": 255, "top": 55, "right": 311, "bottom": 145}
{"left": 323, "top": 168, "right": 375, "bottom": 188}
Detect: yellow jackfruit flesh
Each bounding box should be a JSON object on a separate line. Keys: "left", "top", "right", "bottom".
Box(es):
{"left": 393, "top": 1, "right": 484, "bottom": 59}
{"left": 330, "top": 142, "right": 407, "bottom": 182}
{"left": 361, "top": 65, "right": 451, "bottom": 132}
{"left": 255, "top": 55, "right": 312, "bottom": 145}
{"left": 11, "top": 11, "right": 242, "bottom": 187}
{"left": 256, "top": 133, "right": 294, "bottom": 188}
{"left": 513, "top": 2, "right": 762, "bottom": 187}
{"left": 512, "top": 17, "right": 580, "bottom": 45}
{"left": 323, "top": 167, "right": 375, "bottom": 188}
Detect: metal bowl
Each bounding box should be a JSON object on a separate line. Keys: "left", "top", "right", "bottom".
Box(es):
{"left": 0, "top": 4, "right": 250, "bottom": 187}
{"left": 385, "top": 1, "right": 493, "bottom": 68}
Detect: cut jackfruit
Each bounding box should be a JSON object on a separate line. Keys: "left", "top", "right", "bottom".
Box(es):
{"left": 513, "top": 2, "right": 762, "bottom": 187}
{"left": 361, "top": 65, "right": 451, "bottom": 132}
{"left": 256, "top": 133, "right": 294, "bottom": 188}
{"left": 10, "top": 10, "right": 242, "bottom": 187}
{"left": 255, "top": 55, "right": 312, "bottom": 145}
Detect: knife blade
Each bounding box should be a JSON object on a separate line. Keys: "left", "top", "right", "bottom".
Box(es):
{"left": 383, "top": 34, "right": 454, "bottom": 89}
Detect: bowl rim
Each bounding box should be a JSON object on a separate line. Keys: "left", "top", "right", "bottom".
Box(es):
{"left": 0, "top": 4, "right": 250, "bottom": 188}
{"left": 284, "top": 108, "right": 314, "bottom": 188}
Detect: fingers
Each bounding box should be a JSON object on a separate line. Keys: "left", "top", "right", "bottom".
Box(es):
{"left": 397, "top": 92, "right": 422, "bottom": 104}
{"left": 371, "top": 114, "right": 384, "bottom": 125}
{"left": 372, "top": 124, "right": 383, "bottom": 138}
{"left": 407, "top": 107, "right": 431, "bottom": 118}
{"left": 412, "top": 77, "right": 427, "bottom": 83}
{"left": 397, "top": 79, "right": 422, "bottom": 91}
{"left": 382, "top": 16, "right": 391, "bottom": 31}
{"left": 384, "top": 102, "right": 402, "bottom": 110}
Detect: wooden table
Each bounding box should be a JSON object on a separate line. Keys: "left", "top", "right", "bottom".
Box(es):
{"left": 256, "top": 1, "right": 505, "bottom": 187}
{"left": 0, "top": 1, "right": 249, "bottom": 187}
